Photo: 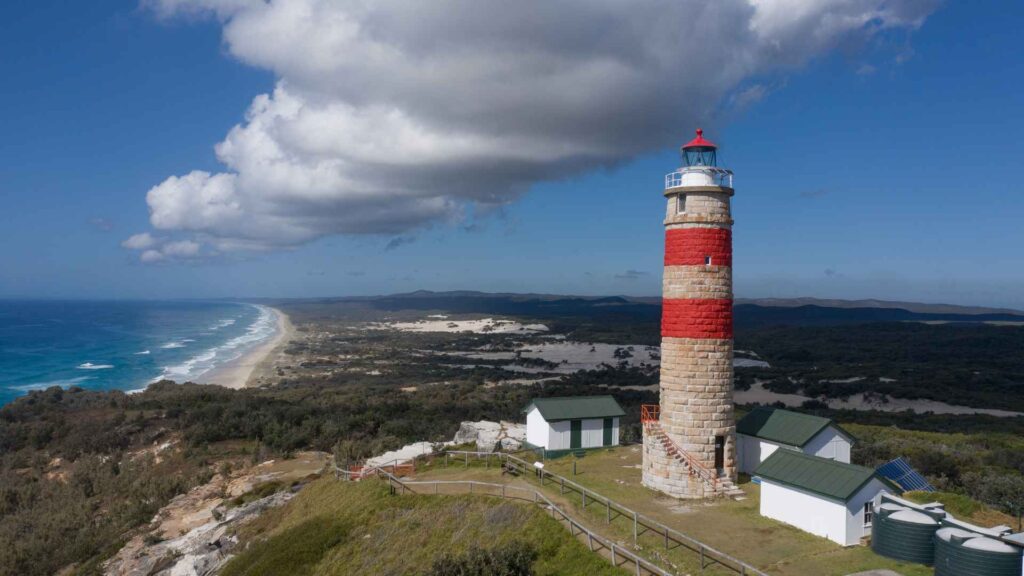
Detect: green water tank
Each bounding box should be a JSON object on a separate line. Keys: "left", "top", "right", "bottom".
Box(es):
{"left": 934, "top": 527, "right": 1023, "bottom": 576}
{"left": 871, "top": 504, "right": 940, "bottom": 565}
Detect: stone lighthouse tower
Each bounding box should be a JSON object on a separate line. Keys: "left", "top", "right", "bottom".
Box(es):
{"left": 641, "top": 129, "right": 742, "bottom": 500}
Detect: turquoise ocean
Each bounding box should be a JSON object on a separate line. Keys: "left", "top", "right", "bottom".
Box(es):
{"left": 0, "top": 301, "right": 276, "bottom": 406}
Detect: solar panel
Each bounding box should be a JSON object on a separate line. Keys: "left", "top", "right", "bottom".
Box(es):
{"left": 876, "top": 457, "right": 935, "bottom": 492}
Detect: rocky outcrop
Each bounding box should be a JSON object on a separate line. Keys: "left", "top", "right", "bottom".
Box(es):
{"left": 104, "top": 452, "right": 328, "bottom": 576}
{"left": 366, "top": 441, "right": 439, "bottom": 467}
{"left": 104, "top": 491, "right": 293, "bottom": 576}
{"left": 452, "top": 420, "right": 526, "bottom": 452}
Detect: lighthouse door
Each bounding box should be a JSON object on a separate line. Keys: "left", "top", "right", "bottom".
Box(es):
{"left": 714, "top": 436, "right": 725, "bottom": 470}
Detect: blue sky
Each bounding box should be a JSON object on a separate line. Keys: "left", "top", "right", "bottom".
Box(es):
{"left": 2, "top": 1, "right": 1023, "bottom": 307}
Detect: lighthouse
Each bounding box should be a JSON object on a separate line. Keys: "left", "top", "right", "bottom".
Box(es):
{"left": 641, "top": 129, "right": 743, "bottom": 500}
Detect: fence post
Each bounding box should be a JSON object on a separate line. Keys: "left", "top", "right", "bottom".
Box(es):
{"left": 633, "top": 511, "right": 638, "bottom": 545}
{"left": 700, "top": 546, "right": 705, "bottom": 572}
{"left": 560, "top": 477, "right": 564, "bottom": 495}
{"left": 445, "top": 453, "right": 449, "bottom": 468}
{"left": 606, "top": 500, "right": 610, "bottom": 523}
{"left": 611, "top": 544, "right": 616, "bottom": 566}
{"left": 588, "top": 532, "right": 593, "bottom": 551}
{"left": 582, "top": 490, "right": 587, "bottom": 509}
{"left": 470, "top": 482, "right": 474, "bottom": 495}
{"left": 465, "top": 453, "right": 469, "bottom": 468}
{"left": 502, "top": 485, "right": 506, "bottom": 499}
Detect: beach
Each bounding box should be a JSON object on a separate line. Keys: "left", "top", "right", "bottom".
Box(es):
{"left": 201, "top": 307, "right": 294, "bottom": 389}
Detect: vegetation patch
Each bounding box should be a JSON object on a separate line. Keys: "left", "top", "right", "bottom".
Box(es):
{"left": 223, "top": 479, "right": 619, "bottom": 575}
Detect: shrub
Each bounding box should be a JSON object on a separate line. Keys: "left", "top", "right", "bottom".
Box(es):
{"left": 427, "top": 540, "right": 537, "bottom": 576}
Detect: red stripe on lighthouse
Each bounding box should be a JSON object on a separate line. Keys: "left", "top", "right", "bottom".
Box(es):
{"left": 661, "top": 298, "right": 733, "bottom": 339}
{"left": 664, "top": 228, "right": 732, "bottom": 267}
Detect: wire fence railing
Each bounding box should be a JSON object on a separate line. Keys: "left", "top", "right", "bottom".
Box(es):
{"left": 444, "top": 451, "right": 767, "bottom": 576}
{"left": 370, "top": 470, "right": 673, "bottom": 576}
{"left": 336, "top": 449, "right": 768, "bottom": 576}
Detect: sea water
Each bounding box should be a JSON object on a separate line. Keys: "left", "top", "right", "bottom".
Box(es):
{"left": 0, "top": 300, "right": 277, "bottom": 406}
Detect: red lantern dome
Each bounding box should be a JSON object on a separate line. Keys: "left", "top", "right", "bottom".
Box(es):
{"left": 680, "top": 128, "right": 717, "bottom": 167}
{"left": 682, "top": 128, "right": 717, "bottom": 150}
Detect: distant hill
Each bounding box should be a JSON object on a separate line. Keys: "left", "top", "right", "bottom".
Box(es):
{"left": 275, "top": 290, "right": 1024, "bottom": 328}
{"left": 734, "top": 297, "right": 1023, "bottom": 317}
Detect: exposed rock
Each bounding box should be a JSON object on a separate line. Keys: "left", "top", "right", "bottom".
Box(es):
{"left": 104, "top": 452, "right": 328, "bottom": 576}
{"left": 453, "top": 420, "right": 526, "bottom": 452}
{"left": 105, "top": 491, "right": 293, "bottom": 576}
{"left": 366, "top": 441, "right": 439, "bottom": 467}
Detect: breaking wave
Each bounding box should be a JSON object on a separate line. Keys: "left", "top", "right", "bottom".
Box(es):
{"left": 152, "top": 305, "right": 277, "bottom": 384}
{"left": 77, "top": 362, "right": 114, "bottom": 370}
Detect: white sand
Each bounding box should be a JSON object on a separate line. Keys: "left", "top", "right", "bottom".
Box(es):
{"left": 367, "top": 317, "right": 548, "bottom": 334}
{"left": 447, "top": 342, "right": 766, "bottom": 376}
{"left": 736, "top": 382, "right": 1024, "bottom": 418}
{"left": 201, "top": 307, "right": 294, "bottom": 389}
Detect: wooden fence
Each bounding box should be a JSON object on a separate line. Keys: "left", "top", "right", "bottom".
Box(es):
{"left": 443, "top": 450, "right": 768, "bottom": 576}
{"left": 336, "top": 449, "right": 769, "bottom": 576}
{"left": 378, "top": 472, "right": 672, "bottom": 576}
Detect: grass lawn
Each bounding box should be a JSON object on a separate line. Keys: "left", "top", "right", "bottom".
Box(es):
{"left": 414, "top": 447, "right": 933, "bottom": 576}
{"left": 220, "top": 477, "right": 625, "bottom": 575}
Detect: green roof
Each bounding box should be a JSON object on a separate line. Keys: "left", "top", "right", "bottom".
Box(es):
{"left": 755, "top": 449, "right": 898, "bottom": 501}
{"left": 737, "top": 407, "right": 852, "bottom": 447}
{"left": 523, "top": 396, "right": 625, "bottom": 422}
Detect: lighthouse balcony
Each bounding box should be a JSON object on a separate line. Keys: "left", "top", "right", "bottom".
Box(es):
{"left": 665, "top": 167, "right": 733, "bottom": 189}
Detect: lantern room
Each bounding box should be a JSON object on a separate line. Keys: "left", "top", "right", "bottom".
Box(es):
{"left": 681, "top": 128, "right": 717, "bottom": 167}
{"left": 665, "top": 128, "right": 733, "bottom": 189}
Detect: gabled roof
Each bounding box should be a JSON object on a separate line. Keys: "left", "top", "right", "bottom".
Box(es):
{"left": 755, "top": 449, "right": 899, "bottom": 502}
{"left": 523, "top": 396, "right": 625, "bottom": 422}
{"left": 737, "top": 406, "right": 853, "bottom": 447}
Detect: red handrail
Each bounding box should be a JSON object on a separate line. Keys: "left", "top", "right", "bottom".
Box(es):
{"left": 641, "top": 404, "right": 660, "bottom": 423}
{"left": 640, "top": 404, "right": 718, "bottom": 490}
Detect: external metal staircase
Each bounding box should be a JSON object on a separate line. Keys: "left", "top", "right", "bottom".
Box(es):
{"left": 642, "top": 405, "right": 746, "bottom": 501}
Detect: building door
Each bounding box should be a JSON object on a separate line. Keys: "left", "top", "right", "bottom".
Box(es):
{"left": 570, "top": 420, "right": 582, "bottom": 449}
{"left": 714, "top": 435, "right": 725, "bottom": 470}
{"left": 602, "top": 418, "right": 613, "bottom": 446}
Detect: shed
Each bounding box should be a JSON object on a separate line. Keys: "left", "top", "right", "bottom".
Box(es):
{"left": 736, "top": 407, "right": 854, "bottom": 474}
{"left": 523, "top": 396, "right": 624, "bottom": 453}
{"left": 756, "top": 449, "right": 898, "bottom": 546}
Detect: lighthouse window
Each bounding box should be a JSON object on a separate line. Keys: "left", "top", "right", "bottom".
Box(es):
{"left": 705, "top": 256, "right": 712, "bottom": 266}
{"left": 676, "top": 195, "right": 686, "bottom": 214}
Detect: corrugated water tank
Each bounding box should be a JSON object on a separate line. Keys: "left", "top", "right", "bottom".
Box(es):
{"left": 871, "top": 504, "right": 940, "bottom": 565}
{"left": 934, "top": 527, "right": 1023, "bottom": 576}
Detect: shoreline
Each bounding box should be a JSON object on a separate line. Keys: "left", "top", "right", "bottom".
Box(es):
{"left": 200, "top": 307, "right": 295, "bottom": 389}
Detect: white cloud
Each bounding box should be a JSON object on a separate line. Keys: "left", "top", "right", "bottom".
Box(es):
{"left": 122, "top": 232, "right": 203, "bottom": 263}
{"left": 140, "top": 249, "right": 165, "bottom": 263}
{"left": 162, "top": 240, "right": 202, "bottom": 257}
{"left": 137, "top": 0, "right": 938, "bottom": 254}
{"left": 122, "top": 232, "right": 158, "bottom": 250}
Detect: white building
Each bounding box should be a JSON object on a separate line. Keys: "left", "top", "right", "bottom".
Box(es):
{"left": 736, "top": 406, "right": 854, "bottom": 474}
{"left": 524, "top": 396, "right": 624, "bottom": 453}
{"left": 756, "top": 449, "right": 898, "bottom": 546}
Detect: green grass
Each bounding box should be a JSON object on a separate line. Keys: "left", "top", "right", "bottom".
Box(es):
{"left": 221, "top": 478, "right": 623, "bottom": 576}
{"left": 903, "top": 490, "right": 1017, "bottom": 527}
{"left": 417, "top": 447, "right": 933, "bottom": 576}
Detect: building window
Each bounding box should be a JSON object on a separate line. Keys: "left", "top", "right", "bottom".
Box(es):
{"left": 705, "top": 255, "right": 712, "bottom": 266}
{"left": 676, "top": 195, "right": 686, "bottom": 214}
{"left": 863, "top": 502, "right": 874, "bottom": 527}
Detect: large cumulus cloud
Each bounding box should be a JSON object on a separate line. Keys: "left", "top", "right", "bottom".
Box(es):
{"left": 131, "top": 0, "right": 936, "bottom": 258}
